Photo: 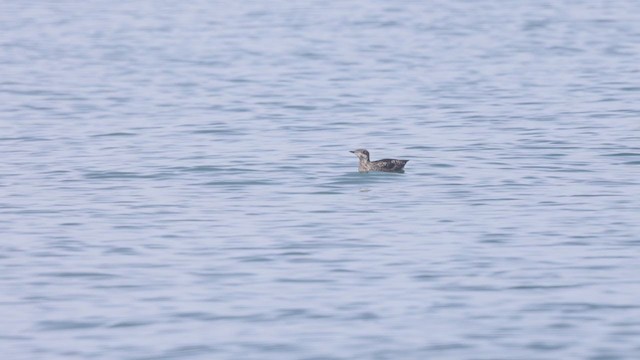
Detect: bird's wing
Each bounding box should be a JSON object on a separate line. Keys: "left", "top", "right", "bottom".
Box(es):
{"left": 378, "top": 159, "right": 405, "bottom": 171}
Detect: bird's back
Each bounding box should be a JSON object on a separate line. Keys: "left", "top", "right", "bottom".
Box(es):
{"left": 370, "top": 159, "right": 409, "bottom": 172}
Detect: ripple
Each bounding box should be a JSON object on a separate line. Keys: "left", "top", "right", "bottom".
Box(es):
{"left": 202, "top": 179, "right": 276, "bottom": 186}
{"left": 91, "top": 132, "right": 137, "bottom": 137}
{"left": 602, "top": 152, "right": 640, "bottom": 157}
{"left": 84, "top": 171, "right": 164, "bottom": 179}
{"left": 171, "top": 165, "right": 257, "bottom": 173}
{"left": 38, "top": 320, "right": 104, "bottom": 331}
{"left": 42, "top": 272, "right": 120, "bottom": 280}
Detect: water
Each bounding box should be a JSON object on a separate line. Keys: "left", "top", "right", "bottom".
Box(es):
{"left": 1, "top": 1, "right": 640, "bottom": 359}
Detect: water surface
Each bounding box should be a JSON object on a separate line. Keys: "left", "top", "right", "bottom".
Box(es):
{"left": 1, "top": 1, "right": 640, "bottom": 359}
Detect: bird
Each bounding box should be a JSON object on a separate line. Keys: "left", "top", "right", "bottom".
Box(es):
{"left": 350, "top": 149, "right": 408, "bottom": 173}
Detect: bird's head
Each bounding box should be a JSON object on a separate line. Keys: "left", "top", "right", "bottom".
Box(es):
{"left": 350, "top": 149, "right": 370, "bottom": 161}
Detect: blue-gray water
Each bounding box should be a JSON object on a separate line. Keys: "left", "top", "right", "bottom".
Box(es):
{"left": 2, "top": 1, "right": 640, "bottom": 359}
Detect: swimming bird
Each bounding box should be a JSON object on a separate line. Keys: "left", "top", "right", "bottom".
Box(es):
{"left": 350, "top": 149, "right": 408, "bottom": 173}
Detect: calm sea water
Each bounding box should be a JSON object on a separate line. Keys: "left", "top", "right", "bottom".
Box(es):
{"left": 2, "top": 1, "right": 640, "bottom": 359}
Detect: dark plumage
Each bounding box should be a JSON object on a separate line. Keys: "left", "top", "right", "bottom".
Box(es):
{"left": 350, "top": 149, "right": 408, "bottom": 173}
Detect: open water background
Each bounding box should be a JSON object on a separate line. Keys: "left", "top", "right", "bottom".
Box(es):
{"left": 1, "top": 1, "right": 640, "bottom": 359}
